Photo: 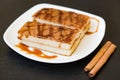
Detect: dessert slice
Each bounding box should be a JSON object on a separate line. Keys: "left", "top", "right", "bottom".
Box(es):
{"left": 18, "top": 20, "right": 90, "bottom": 56}
{"left": 33, "top": 8, "right": 90, "bottom": 30}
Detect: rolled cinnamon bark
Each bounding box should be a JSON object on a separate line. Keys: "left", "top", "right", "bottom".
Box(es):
{"left": 88, "top": 44, "right": 117, "bottom": 77}
{"left": 84, "top": 41, "right": 112, "bottom": 72}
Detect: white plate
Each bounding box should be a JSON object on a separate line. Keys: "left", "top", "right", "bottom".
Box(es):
{"left": 3, "top": 3, "right": 105, "bottom": 63}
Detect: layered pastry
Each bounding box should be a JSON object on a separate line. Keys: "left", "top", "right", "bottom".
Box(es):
{"left": 18, "top": 8, "right": 90, "bottom": 56}
{"left": 33, "top": 8, "right": 90, "bottom": 30}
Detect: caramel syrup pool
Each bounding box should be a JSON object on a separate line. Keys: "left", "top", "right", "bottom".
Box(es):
{"left": 16, "top": 43, "right": 57, "bottom": 59}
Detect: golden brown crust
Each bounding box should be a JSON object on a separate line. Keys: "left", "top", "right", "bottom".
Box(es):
{"left": 33, "top": 8, "right": 90, "bottom": 30}
{"left": 18, "top": 21, "right": 79, "bottom": 43}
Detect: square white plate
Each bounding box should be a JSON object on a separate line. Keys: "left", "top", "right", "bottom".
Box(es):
{"left": 3, "top": 3, "right": 105, "bottom": 63}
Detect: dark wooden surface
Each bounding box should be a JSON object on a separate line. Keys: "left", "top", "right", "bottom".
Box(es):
{"left": 0, "top": 0, "right": 120, "bottom": 80}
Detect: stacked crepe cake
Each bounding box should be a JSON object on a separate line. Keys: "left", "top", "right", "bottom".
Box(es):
{"left": 18, "top": 8, "right": 90, "bottom": 56}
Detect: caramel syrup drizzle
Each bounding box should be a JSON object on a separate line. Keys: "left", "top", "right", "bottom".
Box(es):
{"left": 16, "top": 43, "right": 57, "bottom": 59}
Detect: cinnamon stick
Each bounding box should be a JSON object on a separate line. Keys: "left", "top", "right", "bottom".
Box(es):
{"left": 84, "top": 41, "right": 112, "bottom": 72}
{"left": 88, "top": 44, "right": 117, "bottom": 77}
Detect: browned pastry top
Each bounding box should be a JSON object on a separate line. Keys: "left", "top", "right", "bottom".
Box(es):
{"left": 33, "top": 8, "right": 90, "bottom": 30}
{"left": 18, "top": 21, "right": 79, "bottom": 43}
